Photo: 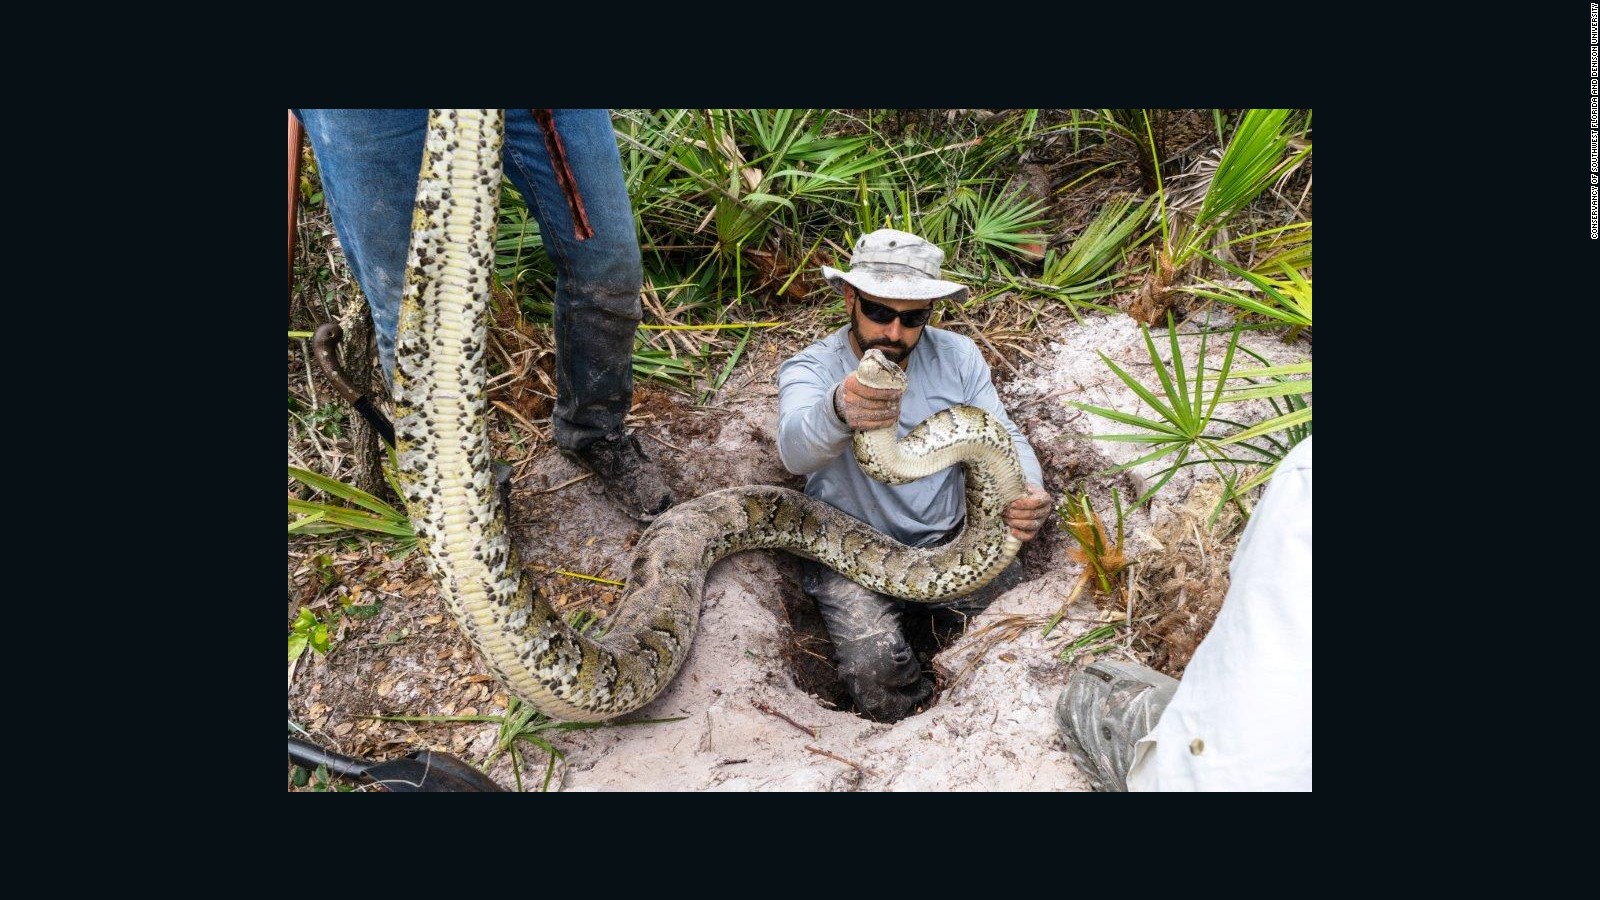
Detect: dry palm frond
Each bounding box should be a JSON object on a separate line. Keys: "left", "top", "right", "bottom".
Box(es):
{"left": 1062, "top": 490, "right": 1127, "bottom": 591}
{"left": 1161, "top": 147, "right": 1222, "bottom": 225}
{"left": 1042, "top": 490, "right": 1128, "bottom": 637}
{"left": 1127, "top": 246, "right": 1178, "bottom": 325}
{"left": 1138, "top": 480, "right": 1240, "bottom": 677}
{"left": 938, "top": 613, "right": 1052, "bottom": 692}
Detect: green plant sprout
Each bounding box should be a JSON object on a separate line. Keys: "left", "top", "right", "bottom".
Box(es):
{"left": 1043, "top": 489, "right": 1128, "bottom": 637}
{"left": 288, "top": 607, "right": 330, "bottom": 665}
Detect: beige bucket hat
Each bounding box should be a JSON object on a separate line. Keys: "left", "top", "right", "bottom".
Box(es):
{"left": 822, "top": 228, "right": 968, "bottom": 302}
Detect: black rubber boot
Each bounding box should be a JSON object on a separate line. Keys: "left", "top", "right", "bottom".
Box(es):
{"left": 562, "top": 432, "right": 675, "bottom": 522}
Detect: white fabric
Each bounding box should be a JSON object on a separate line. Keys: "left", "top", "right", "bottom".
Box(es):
{"left": 1127, "top": 437, "right": 1313, "bottom": 792}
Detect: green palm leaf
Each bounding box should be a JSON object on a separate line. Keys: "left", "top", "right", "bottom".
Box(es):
{"left": 288, "top": 466, "right": 416, "bottom": 550}
{"left": 1041, "top": 197, "right": 1152, "bottom": 294}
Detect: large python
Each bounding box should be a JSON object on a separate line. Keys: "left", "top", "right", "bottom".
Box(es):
{"left": 393, "top": 109, "right": 1026, "bottom": 722}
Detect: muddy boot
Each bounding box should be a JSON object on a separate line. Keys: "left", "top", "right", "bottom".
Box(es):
{"left": 834, "top": 634, "right": 933, "bottom": 723}
{"left": 1056, "top": 660, "right": 1178, "bottom": 792}
{"left": 802, "top": 560, "right": 933, "bottom": 722}
{"left": 562, "top": 432, "right": 675, "bottom": 523}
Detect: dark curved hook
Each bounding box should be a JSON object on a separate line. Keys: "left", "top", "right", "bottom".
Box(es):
{"left": 312, "top": 323, "right": 395, "bottom": 447}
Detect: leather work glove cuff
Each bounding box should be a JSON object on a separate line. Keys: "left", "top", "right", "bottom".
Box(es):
{"left": 831, "top": 382, "right": 848, "bottom": 425}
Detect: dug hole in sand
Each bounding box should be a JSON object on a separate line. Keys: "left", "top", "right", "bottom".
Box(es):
{"left": 476, "top": 310, "right": 1306, "bottom": 791}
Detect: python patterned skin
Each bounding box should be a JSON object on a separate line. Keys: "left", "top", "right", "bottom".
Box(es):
{"left": 393, "top": 109, "right": 1027, "bottom": 722}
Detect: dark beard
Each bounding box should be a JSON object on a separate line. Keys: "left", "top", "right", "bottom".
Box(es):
{"left": 849, "top": 314, "right": 914, "bottom": 363}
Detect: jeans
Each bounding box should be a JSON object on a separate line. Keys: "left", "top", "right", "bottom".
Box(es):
{"left": 801, "top": 550, "right": 1024, "bottom": 722}
{"left": 295, "top": 109, "right": 643, "bottom": 452}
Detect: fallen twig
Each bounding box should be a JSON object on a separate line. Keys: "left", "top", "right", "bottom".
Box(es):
{"left": 752, "top": 700, "right": 819, "bottom": 739}
{"left": 794, "top": 645, "right": 831, "bottom": 664}
{"left": 805, "top": 744, "right": 874, "bottom": 776}
{"left": 641, "top": 285, "right": 694, "bottom": 358}
{"left": 492, "top": 399, "right": 540, "bottom": 436}
{"left": 641, "top": 322, "right": 784, "bottom": 331}
{"left": 536, "top": 472, "right": 593, "bottom": 494}
{"left": 949, "top": 302, "right": 1018, "bottom": 375}
{"left": 1124, "top": 565, "right": 1136, "bottom": 652}
{"left": 644, "top": 432, "right": 684, "bottom": 453}
{"left": 527, "top": 562, "right": 623, "bottom": 587}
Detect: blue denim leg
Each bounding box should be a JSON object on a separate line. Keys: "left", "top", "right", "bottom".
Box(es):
{"left": 296, "top": 109, "right": 642, "bottom": 450}
{"left": 502, "top": 109, "right": 642, "bottom": 452}
{"left": 295, "top": 109, "right": 423, "bottom": 389}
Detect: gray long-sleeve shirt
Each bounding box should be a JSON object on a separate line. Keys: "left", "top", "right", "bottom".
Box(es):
{"left": 776, "top": 325, "right": 1044, "bottom": 548}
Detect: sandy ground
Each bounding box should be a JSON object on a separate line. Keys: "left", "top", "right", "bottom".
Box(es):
{"left": 288, "top": 307, "right": 1306, "bottom": 792}
{"left": 427, "top": 309, "right": 1309, "bottom": 792}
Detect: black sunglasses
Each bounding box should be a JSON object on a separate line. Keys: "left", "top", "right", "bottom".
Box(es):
{"left": 857, "top": 295, "right": 933, "bottom": 328}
